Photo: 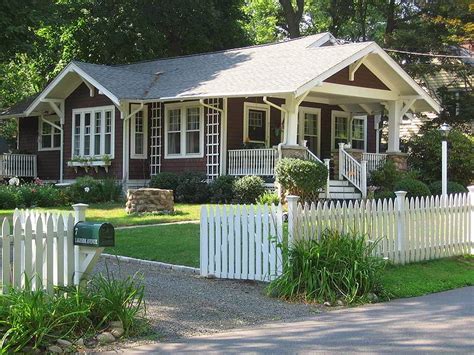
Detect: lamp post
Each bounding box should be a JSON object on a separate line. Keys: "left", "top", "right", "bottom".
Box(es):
{"left": 438, "top": 123, "right": 451, "bottom": 196}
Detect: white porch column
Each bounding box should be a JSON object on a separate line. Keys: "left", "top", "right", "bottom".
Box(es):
{"left": 387, "top": 100, "right": 402, "bottom": 152}
{"left": 285, "top": 95, "right": 299, "bottom": 146}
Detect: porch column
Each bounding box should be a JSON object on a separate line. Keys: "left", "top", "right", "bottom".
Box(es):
{"left": 386, "top": 100, "right": 402, "bottom": 152}
{"left": 285, "top": 95, "right": 299, "bottom": 146}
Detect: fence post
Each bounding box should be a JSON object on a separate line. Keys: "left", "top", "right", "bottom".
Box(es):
{"left": 395, "top": 191, "right": 407, "bottom": 264}
{"left": 324, "top": 159, "right": 331, "bottom": 199}
{"left": 338, "top": 143, "right": 345, "bottom": 180}
{"left": 72, "top": 203, "right": 88, "bottom": 285}
{"left": 361, "top": 160, "right": 368, "bottom": 198}
{"left": 287, "top": 195, "right": 299, "bottom": 246}
{"left": 468, "top": 186, "right": 474, "bottom": 255}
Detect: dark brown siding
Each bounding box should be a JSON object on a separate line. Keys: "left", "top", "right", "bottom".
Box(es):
{"left": 18, "top": 117, "right": 60, "bottom": 180}
{"left": 63, "top": 83, "right": 123, "bottom": 180}
{"left": 367, "top": 115, "right": 376, "bottom": 153}
{"left": 324, "top": 64, "right": 390, "bottom": 90}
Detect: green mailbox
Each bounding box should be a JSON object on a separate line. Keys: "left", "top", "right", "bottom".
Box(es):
{"left": 73, "top": 222, "right": 115, "bottom": 247}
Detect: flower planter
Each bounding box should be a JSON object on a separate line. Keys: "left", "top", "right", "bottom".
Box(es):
{"left": 67, "top": 160, "right": 112, "bottom": 173}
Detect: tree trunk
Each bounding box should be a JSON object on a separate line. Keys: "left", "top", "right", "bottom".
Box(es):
{"left": 384, "top": 0, "right": 396, "bottom": 45}
{"left": 279, "top": 0, "right": 304, "bottom": 38}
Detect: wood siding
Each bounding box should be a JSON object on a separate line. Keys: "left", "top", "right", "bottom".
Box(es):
{"left": 18, "top": 117, "right": 60, "bottom": 180}
{"left": 324, "top": 64, "right": 390, "bottom": 90}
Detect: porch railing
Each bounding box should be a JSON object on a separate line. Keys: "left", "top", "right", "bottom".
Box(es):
{"left": 0, "top": 154, "right": 37, "bottom": 178}
{"left": 339, "top": 143, "right": 367, "bottom": 198}
{"left": 228, "top": 149, "right": 277, "bottom": 176}
{"left": 363, "top": 152, "right": 387, "bottom": 173}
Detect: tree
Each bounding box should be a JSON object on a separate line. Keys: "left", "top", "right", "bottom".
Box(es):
{"left": 278, "top": 0, "right": 305, "bottom": 38}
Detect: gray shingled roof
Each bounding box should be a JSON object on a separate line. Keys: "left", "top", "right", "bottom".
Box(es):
{"left": 0, "top": 94, "right": 39, "bottom": 117}
{"left": 73, "top": 34, "right": 374, "bottom": 100}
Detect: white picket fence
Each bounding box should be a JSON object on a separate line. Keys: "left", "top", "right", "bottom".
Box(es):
{"left": 0, "top": 204, "right": 103, "bottom": 294}
{"left": 200, "top": 204, "right": 283, "bottom": 281}
{"left": 200, "top": 187, "right": 474, "bottom": 281}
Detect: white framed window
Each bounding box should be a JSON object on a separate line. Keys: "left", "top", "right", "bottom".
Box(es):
{"left": 243, "top": 102, "right": 270, "bottom": 145}
{"left": 164, "top": 102, "right": 204, "bottom": 159}
{"left": 331, "top": 111, "right": 350, "bottom": 150}
{"left": 38, "top": 115, "right": 61, "bottom": 151}
{"left": 351, "top": 115, "right": 367, "bottom": 151}
{"left": 131, "top": 105, "right": 148, "bottom": 159}
{"left": 298, "top": 107, "right": 321, "bottom": 156}
{"left": 71, "top": 106, "right": 115, "bottom": 158}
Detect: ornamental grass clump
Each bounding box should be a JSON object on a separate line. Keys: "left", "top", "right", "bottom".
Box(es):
{"left": 267, "top": 230, "right": 386, "bottom": 304}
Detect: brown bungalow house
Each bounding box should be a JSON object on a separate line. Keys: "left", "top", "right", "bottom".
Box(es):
{"left": 0, "top": 32, "right": 440, "bottom": 199}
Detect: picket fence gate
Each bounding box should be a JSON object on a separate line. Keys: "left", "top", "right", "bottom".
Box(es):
{"left": 200, "top": 187, "right": 474, "bottom": 281}
{"left": 200, "top": 204, "right": 283, "bottom": 281}
{"left": 0, "top": 204, "right": 103, "bottom": 294}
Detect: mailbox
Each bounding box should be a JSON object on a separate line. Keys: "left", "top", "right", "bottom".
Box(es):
{"left": 73, "top": 222, "right": 115, "bottom": 247}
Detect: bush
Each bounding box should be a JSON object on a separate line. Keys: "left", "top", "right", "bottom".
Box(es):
{"left": 209, "top": 175, "right": 236, "bottom": 203}
{"left": 15, "top": 184, "right": 69, "bottom": 208}
{"left": 374, "top": 189, "right": 396, "bottom": 200}
{"left": 256, "top": 191, "right": 280, "bottom": 205}
{"left": 175, "top": 172, "right": 210, "bottom": 203}
{"left": 407, "top": 128, "right": 474, "bottom": 186}
{"left": 275, "top": 158, "right": 327, "bottom": 202}
{"left": 267, "top": 230, "right": 386, "bottom": 304}
{"left": 149, "top": 172, "right": 180, "bottom": 192}
{"left": 67, "top": 177, "right": 122, "bottom": 204}
{"left": 369, "top": 160, "right": 403, "bottom": 191}
{"left": 0, "top": 186, "right": 17, "bottom": 208}
{"left": 428, "top": 181, "right": 467, "bottom": 196}
{"left": 233, "top": 175, "right": 265, "bottom": 204}
{"left": 393, "top": 178, "right": 431, "bottom": 198}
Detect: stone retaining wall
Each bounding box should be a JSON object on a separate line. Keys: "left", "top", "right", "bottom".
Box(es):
{"left": 125, "top": 188, "right": 174, "bottom": 214}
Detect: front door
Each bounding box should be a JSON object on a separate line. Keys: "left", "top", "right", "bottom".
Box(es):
{"left": 298, "top": 107, "right": 321, "bottom": 157}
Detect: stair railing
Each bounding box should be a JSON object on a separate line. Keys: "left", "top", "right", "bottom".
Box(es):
{"left": 304, "top": 147, "right": 331, "bottom": 199}
{"left": 338, "top": 143, "right": 367, "bottom": 198}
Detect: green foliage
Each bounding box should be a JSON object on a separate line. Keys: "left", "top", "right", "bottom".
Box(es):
{"left": 267, "top": 230, "right": 386, "bottom": 304}
{"left": 0, "top": 184, "right": 68, "bottom": 208}
{"left": 0, "top": 186, "right": 18, "bottom": 209}
{"left": 275, "top": 158, "right": 327, "bottom": 202}
{"left": 67, "top": 177, "right": 122, "bottom": 204}
{"left": 369, "top": 159, "right": 404, "bottom": 192}
{"left": 233, "top": 175, "right": 265, "bottom": 204}
{"left": 209, "top": 175, "right": 236, "bottom": 203}
{"left": 407, "top": 128, "right": 474, "bottom": 186}
{"left": 428, "top": 181, "right": 468, "bottom": 196}
{"left": 374, "top": 189, "right": 396, "bottom": 201}
{"left": 149, "top": 172, "right": 180, "bottom": 192}
{"left": 256, "top": 191, "right": 280, "bottom": 205}
{"left": 175, "top": 172, "right": 209, "bottom": 203}
{"left": 0, "top": 272, "right": 146, "bottom": 352}
{"left": 393, "top": 178, "right": 431, "bottom": 199}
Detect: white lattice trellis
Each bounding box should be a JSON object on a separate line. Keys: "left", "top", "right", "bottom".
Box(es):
{"left": 150, "top": 102, "right": 162, "bottom": 176}
{"left": 206, "top": 98, "right": 220, "bottom": 181}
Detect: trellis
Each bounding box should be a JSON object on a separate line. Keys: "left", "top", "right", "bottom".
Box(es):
{"left": 150, "top": 102, "right": 162, "bottom": 176}
{"left": 205, "top": 98, "right": 221, "bottom": 181}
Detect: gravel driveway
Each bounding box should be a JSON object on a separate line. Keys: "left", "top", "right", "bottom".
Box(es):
{"left": 94, "top": 257, "right": 323, "bottom": 341}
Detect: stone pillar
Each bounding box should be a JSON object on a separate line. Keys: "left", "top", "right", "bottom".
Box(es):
{"left": 387, "top": 152, "right": 408, "bottom": 171}
{"left": 279, "top": 145, "right": 307, "bottom": 159}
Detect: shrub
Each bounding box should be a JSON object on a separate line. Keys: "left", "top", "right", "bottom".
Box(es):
{"left": 369, "top": 160, "right": 403, "bottom": 191}
{"left": 256, "top": 191, "right": 280, "bottom": 205}
{"left": 0, "top": 186, "right": 17, "bottom": 208}
{"left": 374, "top": 189, "right": 396, "bottom": 200}
{"left": 209, "top": 175, "right": 236, "bottom": 203}
{"left": 428, "top": 181, "right": 468, "bottom": 196}
{"left": 267, "top": 230, "right": 386, "bottom": 304}
{"left": 175, "top": 172, "right": 210, "bottom": 203}
{"left": 67, "top": 177, "right": 122, "bottom": 204}
{"left": 233, "top": 175, "right": 265, "bottom": 204}
{"left": 393, "top": 178, "right": 431, "bottom": 198}
{"left": 407, "top": 128, "right": 474, "bottom": 186}
{"left": 16, "top": 184, "right": 69, "bottom": 208}
{"left": 275, "top": 158, "right": 327, "bottom": 202}
{"left": 149, "top": 172, "right": 180, "bottom": 192}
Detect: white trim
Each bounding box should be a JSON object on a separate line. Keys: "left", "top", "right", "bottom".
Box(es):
{"left": 130, "top": 104, "right": 149, "bottom": 159}
{"left": 164, "top": 102, "right": 204, "bottom": 159}
{"left": 71, "top": 105, "right": 115, "bottom": 159}
{"left": 243, "top": 102, "right": 271, "bottom": 146}
{"left": 331, "top": 110, "right": 351, "bottom": 151}
{"left": 298, "top": 106, "right": 321, "bottom": 157}
{"left": 312, "top": 82, "right": 399, "bottom": 101}
{"left": 38, "top": 115, "right": 61, "bottom": 151}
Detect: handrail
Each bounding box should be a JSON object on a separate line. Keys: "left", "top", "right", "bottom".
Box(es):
{"left": 304, "top": 148, "right": 323, "bottom": 165}
{"left": 338, "top": 143, "right": 367, "bottom": 198}
{"left": 228, "top": 148, "right": 277, "bottom": 176}
{"left": 0, "top": 153, "right": 37, "bottom": 178}
{"left": 362, "top": 152, "right": 387, "bottom": 173}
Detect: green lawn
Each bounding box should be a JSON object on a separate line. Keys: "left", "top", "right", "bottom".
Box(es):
{"left": 105, "top": 223, "right": 200, "bottom": 267}
{"left": 381, "top": 256, "right": 474, "bottom": 298}
{"left": 0, "top": 202, "right": 203, "bottom": 227}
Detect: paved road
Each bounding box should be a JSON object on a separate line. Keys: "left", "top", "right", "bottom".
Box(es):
{"left": 116, "top": 287, "right": 474, "bottom": 354}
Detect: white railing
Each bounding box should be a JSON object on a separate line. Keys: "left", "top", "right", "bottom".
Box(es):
{"left": 0, "top": 154, "right": 37, "bottom": 178}
{"left": 304, "top": 149, "right": 323, "bottom": 164}
{"left": 228, "top": 149, "right": 277, "bottom": 176}
{"left": 339, "top": 143, "right": 367, "bottom": 198}
{"left": 363, "top": 153, "right": 387, "bottom": 173}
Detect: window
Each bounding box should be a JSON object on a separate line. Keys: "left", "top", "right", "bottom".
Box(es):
{"left": 331, "top": 111, "right": 350, "bottom": 150}
{"left": 39, "top": 116, "right": 61, "bottom": 150}
{"left": 72, "top": 106, "right": 115, "bottom": 158}
{"left": 164, "top": 103, "right": 204, "bottom": 158}
{"left": 131, "top": 106, "right": 148, "bottom": 159}
{"left": 298, "top": 107, "right": 321, "bottom": 156}
{"left": 243, "top": 103, "right": 270, "bottom": 145}
{"left": 351, "top": 116, "right": 366, "bottom": 150}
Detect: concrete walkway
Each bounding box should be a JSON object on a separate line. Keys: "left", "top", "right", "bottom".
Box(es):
{"left": 116, "top": 287, "right": 473, "bottom": 354}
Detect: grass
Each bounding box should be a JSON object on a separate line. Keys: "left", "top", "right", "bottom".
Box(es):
{"left": 0, "top": 202, "right": 203, "bottom": 227}
{"left": 381, "top": 256, "right": 474, "bottom": 298}
{"left": 105, "top": 223, "right": 200, "bottom": 267}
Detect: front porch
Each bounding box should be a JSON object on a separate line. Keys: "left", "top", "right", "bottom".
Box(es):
{"left": 0, "top": 154, "right": 37, "bottom": 179}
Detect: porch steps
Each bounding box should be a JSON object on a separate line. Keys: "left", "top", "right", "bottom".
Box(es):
{"left": 319, "top": 180, "right": 362, "bottom": 200}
